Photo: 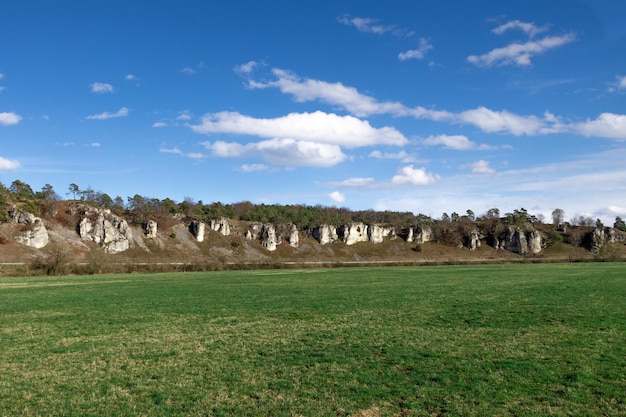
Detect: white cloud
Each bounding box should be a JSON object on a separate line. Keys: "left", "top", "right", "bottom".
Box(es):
{"left": 0, "top": 156, "right": 21, "bottom": 170}
{"left": 152, "top": 122, "right": 167, "bottom": 128}
{"left": 0, "top": 72, "right": 4, "bottom": 80}
{"left": 90, "top": 82, "right": 114, "bottom": 93}
{"left": 177, "top": 111, "right": 192, "bottom": 121}
{"left": 180, "top": 67, "right": 196, "bottom": 75}
{"left": 125, "top": 74, "right": 137, "bottom": 81}
{"left": 338, "top": 16, "right": 391, "bottom": 35}
{"left": 571, "top": 113, "right": 626, "bottom": 140}
{"left": 235, "top": 61, "right": 258, "bottom": 75}
{"left": 191, "top": 110, "right": 407, "bottom": 148}
{"left": 325, "top": 177, "right": 377, "bottom": 188}
{"left": 423, "top": 134, "right": 489, "bottom": 150}
{"left": 87, "top": 142, "right": 101, "bottom": 147}
{"left": 492, "top": 20, "right": 548, "bottom": 38}
{"left": 464, "top": 160, "right": 495, "bottom": 174}
{"left": 0, "top": 112, "right": 21, "bottom": 126}
{"left": 391, "top": 165, "right": 440, "bottom": 185}
{"left": 202, "top": 138, "right": 346, "bottom": 167}
{"left": 240, "top": 163, "right": 269, "bottom": 172}
{"left": 329, "top": 191, "right": 346, "bottom": 203}
{"left": 467, "top": 33, "right": 575, "bottom": 67}
{"left": 398, "top": 38, "right": 433, "bottom": 61}
{"left": 159, "top": 147, "right": 183, "bottom": 155}
{"left": 86, "top": 107, "right": 129, "bottom": 120}
{"left": 458, "top": 107, "right": 546, "bottom": 135}
{"left": 369, "top": 150, "right": 418, "bottom": 163}
{"left": 617, "top": 75, "right": 626, "bottom": 90}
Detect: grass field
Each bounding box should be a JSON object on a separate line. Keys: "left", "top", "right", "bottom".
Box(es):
{"left": 1, "top": 264, "right": 625, "bottom": 416}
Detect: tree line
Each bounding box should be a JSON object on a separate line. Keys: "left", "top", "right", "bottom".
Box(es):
{"left": 2, "top": 179, "right": 625, "bottom": 232}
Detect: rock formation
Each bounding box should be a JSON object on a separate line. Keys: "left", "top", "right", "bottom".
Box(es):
{"left": 9, "top": 207, "right": 49, "bottom": 249}
{"left": 591, "top": 227, "right": 626, "bottom": 253}
{"left": 190, "top": 220, "right": 206, "bottom": 242}
{"left": 287, "top": 224, "right": 299, "bottom": 248}
{"left": 144, "top": 220, "right": 158, "bottom": 238}
{"left": 413, "top": 225, "right": 433, "bottom": 245}
{"left": 338, "top": 222, "right": 369, "bottom": 245}
{"left": 210, "top": 217, "right": 230, "bottom": 236}
{"left": 78, "top": 207, "right": 133, "bottom": 254}
{"left": 260, "top": 224, "right": 278, "bottom": 251}
{"left": 466, "top": 227, "right": 481, "bottom": 251}
{"left": 494, "top": 226, "right": 544, "bottom": 255}
{"left": 368, "top": 225, "right": 396, "bottom": 244}
{"left": 313, "top": 224, "right": 338, "bottom": 245}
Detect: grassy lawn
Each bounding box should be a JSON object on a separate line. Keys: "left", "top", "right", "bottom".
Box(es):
{"left": 1, "top": 263, "right": 625, "bottom": 416}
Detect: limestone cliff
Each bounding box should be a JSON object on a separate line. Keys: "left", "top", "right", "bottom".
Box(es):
{"left": 9, "top": 207, "right": 49, "bottom": 249}
{"left": 78, "top": 207, "right": 133, "bottom": 254}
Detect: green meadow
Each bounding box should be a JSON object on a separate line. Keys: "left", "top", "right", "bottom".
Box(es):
{"left": 1, "top": 264, "right": 625, "bottom": 416}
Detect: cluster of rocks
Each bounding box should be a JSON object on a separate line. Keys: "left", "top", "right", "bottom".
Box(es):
{"left": 312, "top": 222, "right": 396, "bottom": 246}
{"left": 77, "top": 207, "right": 133, "bottom": 254}
{"left": 591, "top": 226, "right": 626, "bottom": 253}
{"left": 8, "top": 207, "right": 49, "bottom": 249}
{"left": 245, "top": 223, "right": 299, "bottom": 251}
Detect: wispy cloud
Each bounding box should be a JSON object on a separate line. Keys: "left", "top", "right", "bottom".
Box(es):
{"left": 240, "top": 163, "right": 269, "bottom": 173}
{"left": 422, "top": 134, "right": 498, "bottom": 150}
{"left": 491, "top": 20, "right": 549, "bottom": 38}
{"left": 125, "top": 74, "right": 138, "bottom": 81}
{"left": 234, "top": 60, "right": 259, "bottom": 75}
{"left": 369, "top": 150, "right": 419, "bottom": 163}
{"left": 337, "top": 15, "right": 413, "bottom": 37}
{"left": 152, "top": 122, "right": 167, "bottom": 128}
{"left": 398, "top": 38, "right": 433, "bottom": 61}
{"left": 0, "top": 111, "right": 21, "bottom": 126}
{"left": 246, "top": 68, "right": 626, "bottom": 141}
{"left": 0, "top": 156, "right": 21, "bottom": 170}
{"left": 86, "top": 107, "right": 129, "bottom": 120}
{"left": 90, "top": 82, "right": 114, "bottom": 93}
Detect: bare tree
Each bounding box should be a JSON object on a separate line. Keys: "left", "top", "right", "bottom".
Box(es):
{"left": 551, "top": 208, "right": 564, "bottom": 227}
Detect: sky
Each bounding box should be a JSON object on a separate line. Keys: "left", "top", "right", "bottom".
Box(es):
{"left": 2, "top": 0, "right": 626, "bottom": 224}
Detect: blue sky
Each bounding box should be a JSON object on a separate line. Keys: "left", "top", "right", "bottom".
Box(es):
{"left": 2, "top": 0, "right": 626, "bottom": 223}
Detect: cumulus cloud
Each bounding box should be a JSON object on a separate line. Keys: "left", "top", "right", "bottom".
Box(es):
{"left": 398, "top": 38, "right": 433, "bottom": 61}
{"left": 467, "top": 33, "right": 575, "bottom": 67}
{"left": 571, "top": 113, "right": 626, "bottom": 140}
{"left": 391, "top": 165, "right": 440, "bottom": 185}
{"left": 0, "top": 112, "right": 21, "bottom": 126}
{"left": 329, "top": 191, "right": 346, "bottom": 203}
{"left": 90, "top": 82, "right": 114, "bottom": 93}
{"left": 86, "top": 107, "right": 129, "bottom": 120}
{"left": 0, "top": 156, "right": 21, "bottom": 170}
{"left": 190, "top": 110, "right": 407, "bottom": 148}
{"left": 464, "top": 160, "right": 496, "bottom": 174}
{"left": 491, "top": 20, "right": 548, "bottom": 38}
{"left": 202, "top": 139, "right": 346, "bottom": 167}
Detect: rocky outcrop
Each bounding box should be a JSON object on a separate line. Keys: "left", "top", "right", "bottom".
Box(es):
{"left": 591, "top": 227, "right": 626, "bottom": 253}
{"left": 260, "top": 224, "right": 278, "bottom": 251}
{"left": 144, "top": 220, "right": 158, "bottom": 238}
{"left": 313, "top": 224, "right": 338, "bottom": 245}
{"left": 8, "top": 207, "right": 49, "bottom": 249}
{"left": 190, "top": 220, "right": 206, "bottom": 242}
{"left": 413, "top": 225, "right": 433, "bottom": 245}
{"left": 210, "top": 217, "right": 231, "bottom": 236}
{"left": 287, "top": 224, "right": 299, "bottom": 248}
{"left": 466, "top": 227, "right": 481, "bottom": 251}
{"left": 78, "top": 207, "right": 133, "bottom": 254}
{"left": 368, "top": 225, "right": 396, "bottom": 244}
{"left": 495, "top": 226, "right": 544, "bottom": 255}
{"left": 339, "top": 222, "right": 369, "bottom": 245}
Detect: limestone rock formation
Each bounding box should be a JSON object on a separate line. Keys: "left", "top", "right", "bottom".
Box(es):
{"left": 591, "top": 227, "right": 626, "bottom": 253}
{"left": 260, "top": 224, "right": 278, "bottom": 251}
{"left": 78, "top": 207, "right": 133, "bottom": 254}
{"left": 287, "top": 224, "right": 299, "bottom": 248}
{"left": 313, "top": 224, "right": 338, "bottom": 245}
{"left": 413, "top": 225, "right": 433, "bottom": 245}
{"left": 405, "top": 227, "right": 414, "bottom": 243}
{"left": 339, "top": 222, "right": 369, "bottom": 245}
{"left": 144, "top": 220, "right": 158, "bottom": 238}
{"left": 190, "top": 220, "right": 206, "bottom": 242}
{"left": 8, "top": 207, "right": 49, "bottom": 249}
{"left": 466, "top": 227, "right": 481, "bottom": 251}
{"left": 210, "top": 217, "right": 230, "bottom": 236}
{"left": 368, "top": 225, "right": 396, "bottom": 244}
{"left": 495, "top": 226, "right": 544, "bottom": 255}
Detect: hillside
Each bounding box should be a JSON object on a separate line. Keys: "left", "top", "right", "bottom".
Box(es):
{"left": 1, "top": 192, "right": 625, "bottom": 275}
